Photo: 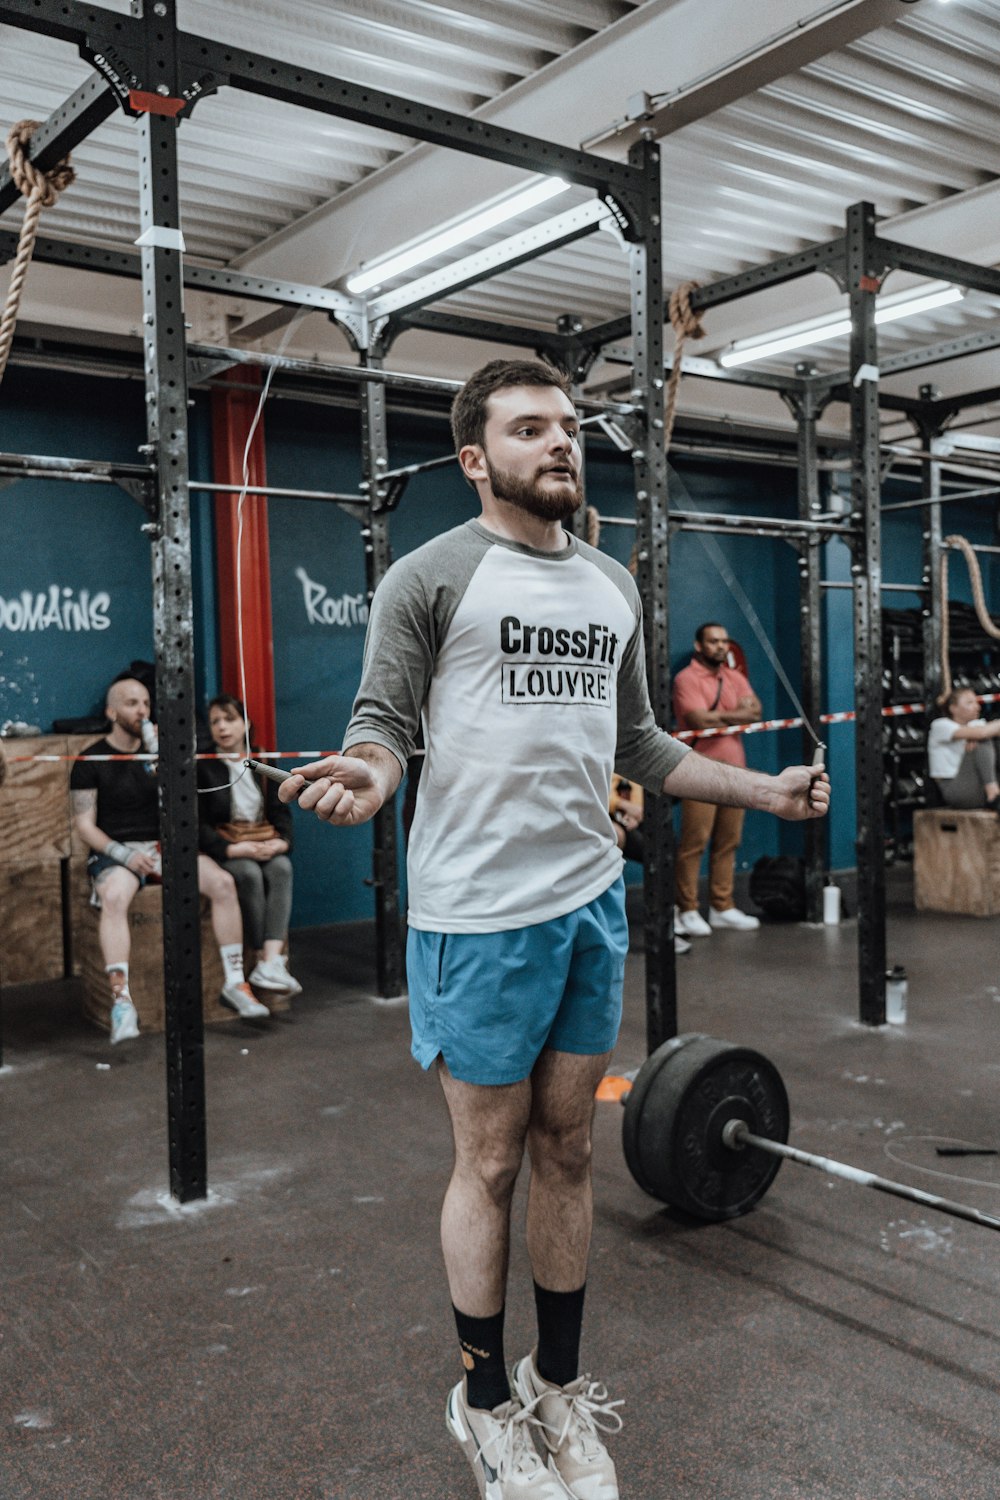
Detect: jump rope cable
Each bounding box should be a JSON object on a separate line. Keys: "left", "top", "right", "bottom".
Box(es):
{"left": 666, "top": 463, "right": 825, "bottom": 756}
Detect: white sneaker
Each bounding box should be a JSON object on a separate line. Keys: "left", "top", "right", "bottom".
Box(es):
{"left": 674, "top": 906, "right": 712, "bottom": 938}
{"left": 248, "top": 955, "right": 302, "bottom": 996}
{"left": 445, "top": 1380, "right": 572, "bottom": 1498}
{"left": 109, "top": 997, "right": 140, "bottom": 1044}
{"left": 219, "top": 981, "right": 270, "bottom": 1019}
{"left": 674, "top": 934, "right": 692, "bottom": 955}
{"left": 511, "top": 1353, "right": 623, "bottom": 1500}
{"left": 708, "top": 906, "right": 760, "bottom": 931}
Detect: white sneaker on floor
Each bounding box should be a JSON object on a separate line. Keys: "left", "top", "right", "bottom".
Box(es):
{"left": 511, "top": 1353, "right": 622, "bottom": 1500}
{"left": 445, "top": 1380, "right": 572, "bottom": 1498}
{"left": 219, "top": 982, "right": 270, "bottom": 1019}
{"left": 249, "top": 955, "right": 302, "bottom": 996}
{"left": 674, "top": 906, "right": 712, "bottom": 938}
{"left": 109, "top": 997, "right": 140, "bottom": 1044}
{"left": 674, "top": 934, "right": 692, "bottom": 955}
{"left": 708, "top": 906, "right": 760, "bottom": 931}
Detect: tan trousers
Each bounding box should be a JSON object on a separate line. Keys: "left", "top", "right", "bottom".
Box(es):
{"left": 675, "top": 799, "right": 745, "bottom": 912}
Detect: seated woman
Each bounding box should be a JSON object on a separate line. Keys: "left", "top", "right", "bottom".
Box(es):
{"left": 927, "top": 687, "right": 1000, "bottom": 810}
{"left": 198, "top": 694, "right": 302, "bottom": 996}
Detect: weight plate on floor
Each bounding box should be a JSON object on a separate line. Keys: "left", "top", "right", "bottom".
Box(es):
{"left": 622, "top": 1034, "right": 790, "bottom": 1221}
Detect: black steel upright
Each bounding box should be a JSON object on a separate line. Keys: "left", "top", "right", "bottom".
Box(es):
{"left": 846, "top": 203, "right": 886, "bottom": 1024}
{"left": 358, "top": 341, "right": 405, "bottom": 999}
{"left": 136, "top": 30, "right": 207, "bottom": 1196}
{"left": 794, "top": 386, "right": 827, "bottom": 921}
{"left": 918, "top": 423, "right": 945, "bottom": 707}
{"left": 627, "top": 137, "right": 675, "bottom": 1051}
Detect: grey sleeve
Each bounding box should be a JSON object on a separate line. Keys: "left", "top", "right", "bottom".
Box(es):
{"left": 615, "top": 613, "right": 690, "bottom": 790}
{"left": 342, "top": 526, "right": 488, "bottom": 771}
{"left": 575, "top": 542, "right": 688, "bottom": 789}
{"left": 341, "top": 559, "right": 436, "bottom": 772}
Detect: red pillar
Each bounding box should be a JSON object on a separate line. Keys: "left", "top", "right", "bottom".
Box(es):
{"left": 211, "top": 367, "right": 277, "bottom": 750}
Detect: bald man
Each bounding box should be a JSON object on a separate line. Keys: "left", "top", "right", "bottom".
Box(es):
{"left": 70, "top": 676, "right": 268, "bottom": 1043}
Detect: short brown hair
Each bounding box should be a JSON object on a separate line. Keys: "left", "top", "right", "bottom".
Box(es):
{"left": 944, "top": 686, "right": 976, "bottom": 716}
{"left": 450, "top": 358, "right": 571, "bottom": 454}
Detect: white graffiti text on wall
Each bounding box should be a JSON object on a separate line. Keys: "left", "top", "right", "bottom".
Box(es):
{"left": 0, "top": 585, "right": 111, "bottom": 633}
{"left": 296, "top": 567, "right": 368, "bottom": 628}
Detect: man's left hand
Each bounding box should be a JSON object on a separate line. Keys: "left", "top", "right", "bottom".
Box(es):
{"left": 769, "top": 766, "right": 831, "bottom": 821}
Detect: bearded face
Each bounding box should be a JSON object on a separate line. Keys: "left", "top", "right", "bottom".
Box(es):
{"left": 483, "top": 454, "right": 584, "bottom": 523}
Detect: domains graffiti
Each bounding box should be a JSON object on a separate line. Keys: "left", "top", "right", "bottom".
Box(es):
{"left": 0, "top": 586, "right": 111, "bottom": 632}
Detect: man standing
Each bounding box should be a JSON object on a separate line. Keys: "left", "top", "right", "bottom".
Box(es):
{"left": 281, "top": 360, "right": 829, "bottom": 1499}
{"left": 70, "top": 675, "right": 269, "bottom": 1042}
{"left": 673, "top": 623, "right": 763, "bottom": 937}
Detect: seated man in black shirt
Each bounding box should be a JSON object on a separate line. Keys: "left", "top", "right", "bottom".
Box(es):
{"left": 70, "top": 675, "right": 269, "bottom": 1043}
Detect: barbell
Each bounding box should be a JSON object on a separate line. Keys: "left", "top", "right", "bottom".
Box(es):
{"left": 621, "top": 1033, "right": 1000, "bottom": 1233}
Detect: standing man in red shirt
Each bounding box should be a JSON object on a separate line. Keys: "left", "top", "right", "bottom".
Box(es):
{"left": 672, "top": 621, "right": 762, "bottom": 936}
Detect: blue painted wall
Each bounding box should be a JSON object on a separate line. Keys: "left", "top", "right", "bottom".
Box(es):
{"left": 4, "top": 364, "right": 997, "bottom": 925}
{"left": 0, "top": 368, "right": 217, "bottom": 728}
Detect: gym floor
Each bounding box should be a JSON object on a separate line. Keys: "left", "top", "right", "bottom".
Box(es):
{"left": 3, "top": 869, "right": 998, "bottom": 1500}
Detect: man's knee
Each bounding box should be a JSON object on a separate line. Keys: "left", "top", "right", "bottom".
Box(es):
{"left": 528, "top": 1119, "right": 593, "bottom": 1181}
{"left": 459, "top": 1144, "right": 524, "bottom": 1206}
{"left": 97, "top": 874, "right": 137, "bottom": 916}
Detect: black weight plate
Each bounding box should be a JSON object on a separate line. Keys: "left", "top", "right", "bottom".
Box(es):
{"left": 622, "top": 1035, "right": 789, "bottom": 1221}
{"left": 621, "top": 1033, "right": 708, "bottom": 1197}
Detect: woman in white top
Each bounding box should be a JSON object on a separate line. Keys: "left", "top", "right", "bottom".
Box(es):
{"left": 927, "top": 687, "right": 1000, "bottom": 810}
{"left": 198, "top": 695, "right": 302, "bottom": 996}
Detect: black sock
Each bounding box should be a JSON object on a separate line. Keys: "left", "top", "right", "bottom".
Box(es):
{"left": 534, "top": 1281, "right": 586, "bottom": 1388}
{"left": 453, "top": 1304, "right": 510, "bottom": 1411}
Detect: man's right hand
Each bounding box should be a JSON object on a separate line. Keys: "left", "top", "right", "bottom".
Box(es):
{"left": 126, "top": 850, "right": 160, "bottom": 876}
{"left": 278, "top": 754, "right": 384, "bottom": 826}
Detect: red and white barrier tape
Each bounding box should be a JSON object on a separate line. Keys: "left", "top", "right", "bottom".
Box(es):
{"left": 674, "top": 693, "right": 1000, "bottom": 742}
{"left": 4, "top": 749, "right": 341, "bottom": 763}
{"left": 6, "top": 695, "right": 1000, "bottom": 760}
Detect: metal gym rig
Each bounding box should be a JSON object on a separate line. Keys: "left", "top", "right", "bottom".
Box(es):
{"left": 2, "top": 0, "right": 1000, "bottom": 1202}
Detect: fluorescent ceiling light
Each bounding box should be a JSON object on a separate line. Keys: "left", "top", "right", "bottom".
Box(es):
{"left": 719, "top": 282, "right": 965, "bottom": 367}
{"left": 346, "top": 177, "right": 571, "bottom": 294}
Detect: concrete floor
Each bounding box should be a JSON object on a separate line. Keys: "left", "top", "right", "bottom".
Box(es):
{"left": 2, "top": 869, "right": 999, "bottom": 1499}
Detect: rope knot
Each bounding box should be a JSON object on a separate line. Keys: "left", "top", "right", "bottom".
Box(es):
{"left": 668, "top": 280, "right": 706, "bottom": 345}
{"left": 6, "top": 119, "right": 76, "bottom": 207}
{"left": 662, "top": 279, "right": 705, "bottom": 455}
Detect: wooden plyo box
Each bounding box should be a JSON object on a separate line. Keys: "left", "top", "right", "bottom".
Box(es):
{"left": 78, "top": 883, "right": 236, "bottom": 1033}
{"left": 913, "top": 808, "right": 1000, "bottom": 917}
{"left": 0, "top": 734, "right": 85, "bottom": 986}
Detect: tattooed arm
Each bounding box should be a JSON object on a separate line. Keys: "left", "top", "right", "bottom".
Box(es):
{"left": 71, "top": 788, "right": 113, "bottom": 856}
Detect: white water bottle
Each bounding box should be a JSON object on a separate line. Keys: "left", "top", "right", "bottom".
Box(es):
{"left": 139, "top": 718, "right": 158, "bottom": 774}
{"left": 885, "top": 966, "right": 908, "bottom": 1025}
{"left": 823, "top": 880, "right": 841, "bottom": 925}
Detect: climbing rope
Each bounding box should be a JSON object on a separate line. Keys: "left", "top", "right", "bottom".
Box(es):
{"left": 663, "top": 280, "right": 706, "bottom": 454}
{"left": 939, "top": 535, "right": 1000, "bottom": 701}
{"left": 0, "top": 119, "right": 76, "bottom": 385}
{"left": 585, "top": 503, "right": 601, "bottom": 548}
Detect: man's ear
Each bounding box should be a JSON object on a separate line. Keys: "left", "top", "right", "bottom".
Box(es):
{"left": 458, "top": 443, "right": 487, "bottom": 485}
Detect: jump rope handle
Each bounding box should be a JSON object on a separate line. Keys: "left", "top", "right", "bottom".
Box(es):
{"left": 246, "top": 758, "right": 292, "bottom": 784}
{"left": 808, "top": 741, "right": 826, "bottom": 808}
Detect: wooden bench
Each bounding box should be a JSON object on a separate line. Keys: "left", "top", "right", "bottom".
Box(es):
{"left": 913, "top": 808, "right": 1000, "bottom": 917}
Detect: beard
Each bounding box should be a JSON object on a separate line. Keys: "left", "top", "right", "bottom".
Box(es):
{"left": 485, "top": 456, "right": 584, "bottom": 523}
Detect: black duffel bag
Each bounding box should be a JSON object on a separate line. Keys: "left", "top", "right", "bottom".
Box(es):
{"left": 748, "top": 855, "right": 807, "bottom": 921}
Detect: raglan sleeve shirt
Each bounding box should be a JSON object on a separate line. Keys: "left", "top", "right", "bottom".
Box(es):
{"left": 343, "top": 520, "right": 688, "bottom": 933}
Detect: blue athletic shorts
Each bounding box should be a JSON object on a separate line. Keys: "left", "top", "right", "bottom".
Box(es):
{"left": 406, "top": 877, "right": 628, "bottom": 1086}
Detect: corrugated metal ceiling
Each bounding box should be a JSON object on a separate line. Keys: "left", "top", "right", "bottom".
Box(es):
{"left": 0, "top": 0, "right": 643, "bottom": 260}
{"left": 0, "top": 0, "right": 997, "bottom": 394}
